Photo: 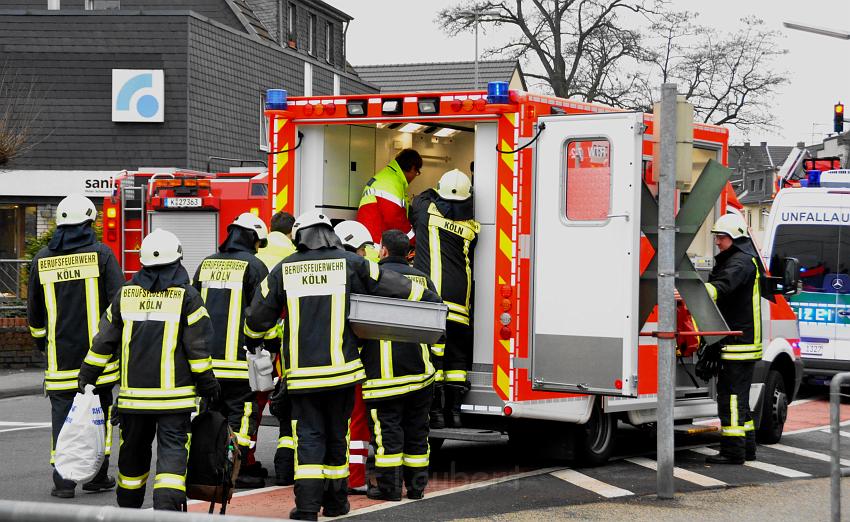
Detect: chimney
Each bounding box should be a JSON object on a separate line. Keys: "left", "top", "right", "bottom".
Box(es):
{"left": 760, "top": 141, "right": 767, "bottom": 147}
{"left": 744, "top": 141, "right": 750, "bottom": 147}
{"left": 797, "top": 141, "right": 806, "bottom": 148}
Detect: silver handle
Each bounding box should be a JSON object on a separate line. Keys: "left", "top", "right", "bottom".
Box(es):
{"left": 607, "top": 212, "right": 630, "bottom": 221}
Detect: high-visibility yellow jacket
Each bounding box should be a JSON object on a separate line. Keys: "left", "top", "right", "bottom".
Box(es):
{"left": 356, "top": 160, "right": 414, "bottom": 243}
{"left": 27, "top": 241, "right": 124, "bottom": 393}
{"left": 79, "top": 271, "right": 218, "bottom": 413}
{"left": 256, "top": 231, "right": 297, "bottom": 271}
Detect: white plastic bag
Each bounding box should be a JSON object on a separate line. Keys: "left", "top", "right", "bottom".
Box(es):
{"left": 54, "top": 385, "right": 106, "bottom": 483}
{"left": 247, "top": 347, "right": 275, "bottom": 392}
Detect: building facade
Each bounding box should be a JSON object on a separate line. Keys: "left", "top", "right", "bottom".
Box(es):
{"left": 0, "top": 0, "right": 377, "bottom": 259}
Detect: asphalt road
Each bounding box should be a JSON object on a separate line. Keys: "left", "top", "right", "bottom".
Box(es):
{"left": 1, "top": 384, "right": 848, "bottom": 520}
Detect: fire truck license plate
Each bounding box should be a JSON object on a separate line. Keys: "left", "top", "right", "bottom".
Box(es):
{"left": 801, "top": 343, "right": 824, "bottom": 356}
{"left": 164, "top": 197, "right": 202, "bottom": 208}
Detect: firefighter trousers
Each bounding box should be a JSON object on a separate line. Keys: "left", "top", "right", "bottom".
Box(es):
{"left": 247, "top": 389, "right": 271, "bottom": 467}
{"left": 290, "top": 387, "right": 355, "bottom": 514}
{"left": 50, "top": 387, "right": 114, "bottom": 490}
{"left": 443, "top": 321, "right": 473, "bottom": 385}
{"left": 116, "top": 412, "right": 190, "bottom": 511}
{"left": 366, "top": 385, "right": 433, "bottom": 496}
{"left": 717, "top": 361, "right": 756, "bottom": 460}
{"left": 213, "top": 379, "right": 258, "bottom": 465}
{"left": 274, "top": 391, "right": 294, "bottom": 483}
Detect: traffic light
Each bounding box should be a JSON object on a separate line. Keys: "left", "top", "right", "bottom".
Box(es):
{"left": 835, "top": 102, "right": 845, "bottom": 133}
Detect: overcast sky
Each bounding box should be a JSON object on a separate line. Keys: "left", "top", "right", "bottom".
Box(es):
{"left": 335, "top": 0, "right": 850, "bottom": 146}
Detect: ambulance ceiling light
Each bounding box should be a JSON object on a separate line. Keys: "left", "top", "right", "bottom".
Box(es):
{"left": 376, "top": 123, "right": 390, "bottom": 128}
{"left": 399, "top": 123, "right": 424, "bottom": 133}
{"left": 346, "top": 100, "right": 367, "bottom": 117}
{"left": 434, "top": 128, "right": 460, "bottom": 138}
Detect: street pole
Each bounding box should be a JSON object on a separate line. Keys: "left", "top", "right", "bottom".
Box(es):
{"left": 473, "top": 11, "right": 479, "bottom": 90}
{"left": 657, "top": 83, "right": 678, "bottom": 499}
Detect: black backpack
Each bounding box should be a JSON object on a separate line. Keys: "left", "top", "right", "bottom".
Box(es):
{"left": 185, "top": 409, "right": 242, "bottom": 514}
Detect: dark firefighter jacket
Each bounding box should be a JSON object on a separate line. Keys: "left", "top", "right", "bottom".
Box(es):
{"left": 706, "top": 243, "right": 763, "bottom": 361}
{"left": 79, "top": 263, "right": 218, "bottom": 413}
{"left": 410, "top": 189, "right": 479, "bottom": 326}
{"left": 27, "top": 224, "right": 124, "bottom": 393}
{"left": 243, "top": 246, "right": 441, "bottom": 394}
{"left": 192, "top": 229, "right": 268, "bottom": 380}
{"left": 360, "top": 256, "right": 437, "bottom": 401}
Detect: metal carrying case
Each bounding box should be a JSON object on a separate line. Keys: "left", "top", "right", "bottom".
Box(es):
{"left": 348, "top": 294, "right": 447, "bottom": 344}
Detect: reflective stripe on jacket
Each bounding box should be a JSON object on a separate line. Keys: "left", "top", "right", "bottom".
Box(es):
{"left": 27, "top": 242, "right": 124, "bottom": 393}
{"left": 79, "top": 282, "right": 218, "bottom": 413}
{"left": 360, "top": 257, "right": 436, "bottom": 400}
{"left": 356, "top": 160, "right": 413, "bottom": 243}
{"left": 192, "top": 252, "right": 268, "bottom": 380}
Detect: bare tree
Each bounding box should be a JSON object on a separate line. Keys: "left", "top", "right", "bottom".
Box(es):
{"left": 436, "top": 1, "right": 656, "bottom": 100}
{"left": 438, "top": 3, "right": 787, "bottom": 132}
{"left": 0, "top": 64, "right": 48, "bottom": 166}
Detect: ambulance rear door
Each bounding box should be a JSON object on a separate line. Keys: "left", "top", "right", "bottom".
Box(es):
{"left": 529, "top": 112, "right": 643, "bottom": 397}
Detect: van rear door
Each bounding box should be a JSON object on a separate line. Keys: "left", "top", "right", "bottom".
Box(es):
{"left": 529, "top": 112, "right": 643, "bottom": 396}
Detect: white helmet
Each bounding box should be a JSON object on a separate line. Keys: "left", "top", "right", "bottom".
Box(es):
{"left": 139, "top": 229, "right": 183, "bottom": 267}
{"left": 436, "top": 169, "right": 472, "bottom": 201}
{"left": 230, "top": 212, "right": 269, "bottom": 245}
{"left": 56, "top": 194, "right": 97, "bottom": 227}
{"left": 292, "top": 209, "right": 333, "bottom": 236}
{"left": 334, "top": 220, "right": 373, "bottom": 250}
{"left": 711, "top": 213, "right": 749, "bottom": 239}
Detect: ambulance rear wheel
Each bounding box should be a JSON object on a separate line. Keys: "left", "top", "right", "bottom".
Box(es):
{"left": 757, "top": 369, "right": 788, "bottom": 444}
{"left": 574, "top": 402, "right": 616, "bottom": 467}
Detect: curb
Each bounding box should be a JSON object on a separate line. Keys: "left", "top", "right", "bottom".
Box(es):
{"left": 0, "top": 386, "right": 43, "bottom": 400}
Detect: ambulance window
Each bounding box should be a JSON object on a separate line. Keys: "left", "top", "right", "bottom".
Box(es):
{"left": 564, "top": 139, "right": 610, "bottom": 221}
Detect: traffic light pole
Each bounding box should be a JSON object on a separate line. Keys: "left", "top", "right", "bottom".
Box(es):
{"left": 656, "top": 83, "right": 678, "bottom": 499}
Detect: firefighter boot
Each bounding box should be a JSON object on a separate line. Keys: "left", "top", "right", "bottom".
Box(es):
{"left": 51, "top": 469, "right": 76, "bottom": 498}
{"left": 444, "top": 384, "right": 466, "bottom": 428}
{"left": 82, "top": 458, "right": 116, "bottom": 492}
{"left": 430, "top": 384, "right": 445, "bottom": 429}
{"left": 745, "top": 431, "right": 757, "bottom": 461}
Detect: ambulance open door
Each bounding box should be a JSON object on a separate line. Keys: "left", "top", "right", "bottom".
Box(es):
{"left": 529, "top": 112, "right": 643, "bottom": 397}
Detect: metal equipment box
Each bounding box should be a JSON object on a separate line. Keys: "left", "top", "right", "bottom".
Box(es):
{"left": 348, "top": 294, "right": 447, "bottom": 344}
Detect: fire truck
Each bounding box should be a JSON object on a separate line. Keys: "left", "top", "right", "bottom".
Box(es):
{"left": 102, "top": 168, "right": 270, "bottom": 278}
{"left": 105, "top": 84, "right": 803, "bottom": 465}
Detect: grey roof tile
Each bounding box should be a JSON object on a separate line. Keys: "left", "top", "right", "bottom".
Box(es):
{"left": 353, "top": 60, "right": 523, "bottom": 93}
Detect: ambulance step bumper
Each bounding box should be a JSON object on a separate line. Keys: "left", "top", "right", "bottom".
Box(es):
{"left": 673, "top": 424, "right": 719, "bottom": 435}
{"left": 428, "top": 428, "right": 507, "bottom": 442}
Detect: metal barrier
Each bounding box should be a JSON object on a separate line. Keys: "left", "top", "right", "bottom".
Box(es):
{"left": 0, "top": 500, "right": 286, "bottom": 521}
{"left": 830, "top": 372, "right": 850, "bottom": 522}
{"left": 0, "top": 259, "right": 29, "bottom": 309}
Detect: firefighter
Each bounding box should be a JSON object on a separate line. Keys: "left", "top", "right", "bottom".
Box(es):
{"left": 357, "top": 148, "right": 422, "bottom": 244}
{"left": 255, "top": 210, "right": 297, "bottom": 486}
{"left": 703, "top": 213, "right": 763, "bottom": 465}
{"left": 192, "top": 212, "right": 270, "bottom": 489}
{"left": 362, "top": 229, "right": 436, "bottom": 501}
{"left": 244, "top": 210, "right": 439, "bottom": 521}
{"left": 334, "top": 219, "right": 379, "bottom": 495}
{"left": 78, "top": 229, "right": 220, "bottom": 510}
{"left": 410, "top": 169, "right": 479, "bottom": 428}
{"left": 26, "top": 194, "right": 124, "bottom": 498}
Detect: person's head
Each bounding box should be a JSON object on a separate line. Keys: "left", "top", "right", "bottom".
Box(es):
{"left": 396, "top": 148, "right": 423, "bottom": 183}
{"left": 380, "top": 229, "right": 411, "bottom": 259}
{"left": 139, "top": 229, "right": 183, "bottom": 267}
{"left": 711, "top": 213, "right": 748, "bottom": 253}
{"left": 292, "top": 209, "right": 334, "bottom": 249}
{"left": 229, "top": 212, "right": 269, "bottom": 250}
{"left": 436, "top": 169, "right": 472, "bottom": 201}
{"left": 334, "top": 220, "right": 373, "bottom": 257}
{"left": 270, "top": 211, "right": 296, "bottom": 238}
{"left": 56, "top": 194, "right": 96, "bottom": 228}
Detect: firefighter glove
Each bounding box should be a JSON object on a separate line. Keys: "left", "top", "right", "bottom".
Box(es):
{"left": 695, "top": 344, "right": 721, "bottom": 381}
{"left": 197, "top": 378, "right": 221, "bottom": 404}
{"left": 77, "top": 376, "right": 92, "bottom": 395}
{"left": 269, "top": 381, "right": 287, "bottom": 418}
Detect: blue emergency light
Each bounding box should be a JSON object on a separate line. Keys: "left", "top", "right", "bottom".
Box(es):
{"left": 487, "top": 81, "right": 510, "bottom": 104}
{"left": 266, "top": 89, "right": 288, "bottom": 110}
{"left": 806, "top": 169, "right": 822, "bottom": 188}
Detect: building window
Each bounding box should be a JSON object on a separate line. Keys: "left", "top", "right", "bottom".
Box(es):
{"left": 85, "top": 0, "right": 119, "bottom": 9}
{"left": 750, "top": 179, "right": 756, "bottom": 192}
{"left": 563, "top": 139, "right": 610, "bottom": 221}
{"left": 325, "top": 22, "right": 333, "bottom": 63}
{"left": 47, "top": 0, "right": 60, "bottom": 9}
{"left": 260, "top": 93, "right": 269, "bottom": 152}
{"left": 747, "top": 210, "right": 752, "bottom": 227}
{"left": 756, "top": 178, "right": 764, "bottom": 192}
{"left": 287, "top": 2, "right": 297, "bottom": 48}
{"left": 759, "top": 208, "right": 766, "bottom": 229}
{"left": 308, "top": 14, "right": 316, "bottom": 55}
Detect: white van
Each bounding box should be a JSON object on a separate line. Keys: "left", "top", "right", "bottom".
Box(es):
{"left": 763, "top": 169, "right": 850, "bottom": 381}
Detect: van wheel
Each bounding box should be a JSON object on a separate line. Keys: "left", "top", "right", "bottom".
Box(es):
{"left": 757, "top": 369, "right": 788, "bottom": 444}
{"left": 574, "top": 402, "right": 616, "bottom": 467}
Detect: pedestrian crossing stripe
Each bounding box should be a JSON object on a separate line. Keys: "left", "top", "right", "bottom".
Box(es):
{"left": 550, "top": 469, "right": 633, "bottom": 498}
{"left": 626, "top": 456, "right": 727, "bottom": 487}
{"left": 690, "top": 447, "right": 811, "bottom": 478}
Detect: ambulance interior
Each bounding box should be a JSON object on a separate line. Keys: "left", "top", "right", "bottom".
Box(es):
{"left": 296, "top": 120, "right": 499, "bottom": 405}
